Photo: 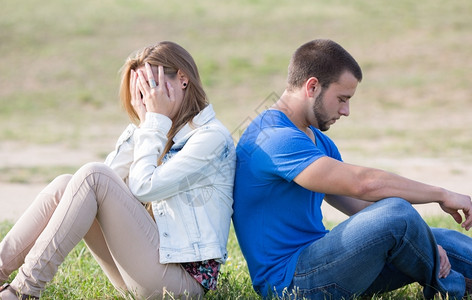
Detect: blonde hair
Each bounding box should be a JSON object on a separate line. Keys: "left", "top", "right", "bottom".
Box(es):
{"left": 119, "top": 41, "right": 208, "bottom": 163}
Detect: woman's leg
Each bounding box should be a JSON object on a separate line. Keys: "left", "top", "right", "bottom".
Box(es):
{"left": 8, "top": 163, "right": 104, "bottom": 297}
{"left": 83, "top": 219, "right": 127, "bottom": 291}
{"left": 0, "top": 174, "right": 72, "bottom": 282}
{"left": 80, "top": 164, "right": 204, "bottom": 299}
{"left": 7, "top": 162, "right": 202, "bottom": 298}
{"left": 0, "top": 172, "right": 128, "bottom": 296}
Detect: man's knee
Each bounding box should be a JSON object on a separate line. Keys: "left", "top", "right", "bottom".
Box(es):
{"left": 380, "top": 197, "right": 417, "bottom": 217}
{"left": 375, "top": 197, "right": 423, "bottom": 229}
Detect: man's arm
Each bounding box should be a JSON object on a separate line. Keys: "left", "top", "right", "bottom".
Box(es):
{"left": 294, "top": 156, "right": 472, "bottom": 229}
{"left": 324, "top": 194, "right": 371, "bottom": 216}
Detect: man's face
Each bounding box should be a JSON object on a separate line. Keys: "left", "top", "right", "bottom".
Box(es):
{"left": 312, "top": 71, "right": 358, "bottom": 131}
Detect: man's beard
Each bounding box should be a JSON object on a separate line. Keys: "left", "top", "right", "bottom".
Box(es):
{"left": 312, "top": 90, "right": 330, "bottom": 132}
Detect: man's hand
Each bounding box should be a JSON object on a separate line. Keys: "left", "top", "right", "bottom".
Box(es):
{"left": 439, "top": 191, "right": 472, "bottom": 230}
{"left": 437, "top": 245, "right": 451, "bottom": 278}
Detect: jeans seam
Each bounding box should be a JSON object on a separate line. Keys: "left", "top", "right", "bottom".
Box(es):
{"left": 294, "top": 282, "right": 351, "bottom": 296}
{"left": 294, "top": 234, "right": 394, "bottom": 277}
{"left": 401, "top": 235, "right": 434, "bottom": 271}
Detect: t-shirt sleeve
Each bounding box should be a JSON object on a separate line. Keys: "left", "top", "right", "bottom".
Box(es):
{"left": 317, "top": 130, "right": 343, "bottom": 162}
{"left": 254, "top": 127, "right": 325, "bottom": 182}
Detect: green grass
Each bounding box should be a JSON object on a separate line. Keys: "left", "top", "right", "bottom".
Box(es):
{"left": 1, "top": 216, "right": 471, "bottom": 299}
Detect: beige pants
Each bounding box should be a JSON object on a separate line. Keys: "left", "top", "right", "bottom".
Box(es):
{"left": 0, "top": 162, "right": 204, "bottom": 299}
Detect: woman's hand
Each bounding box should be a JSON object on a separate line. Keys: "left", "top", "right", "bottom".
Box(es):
{"left": 129, "top": 69, "right": 147, "bottom": 126}
{"left": 437, "top": 245, "right": 451, "bottom": 278}
{"left": 137, "top": 63, "right": 176, "bottom": 118}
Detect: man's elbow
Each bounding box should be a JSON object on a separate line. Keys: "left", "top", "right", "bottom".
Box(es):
{"left": 350, "top": 177, "right": 383, "bottom": 201}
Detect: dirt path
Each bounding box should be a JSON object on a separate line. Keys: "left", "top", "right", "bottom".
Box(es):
{"left": 0, "top": 183, "right": 455, "bottom": 223}
{"left": 2, "top": 143, "right": 471, "bottom": 223}
{"left": 1, "top": 142, "right": 105, "bottom": 223}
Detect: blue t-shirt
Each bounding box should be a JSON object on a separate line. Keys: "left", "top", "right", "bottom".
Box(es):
{"left": 232, "top": 110, "right": 342, "bottom": 297}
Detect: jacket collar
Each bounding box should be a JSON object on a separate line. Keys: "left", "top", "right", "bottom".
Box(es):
{"left": 172, "top": 104, "right": 215, "bottom": 144}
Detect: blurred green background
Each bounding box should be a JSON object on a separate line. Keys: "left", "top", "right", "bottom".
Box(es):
{"left": 1, "top": 0, "right": 471, "bottom": 183}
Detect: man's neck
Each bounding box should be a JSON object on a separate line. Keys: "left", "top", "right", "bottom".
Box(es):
{"left": 272, "top": 89, "right": 312, "bottom": 132}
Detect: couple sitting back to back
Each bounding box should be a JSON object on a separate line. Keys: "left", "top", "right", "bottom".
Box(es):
{"left": 1, "top": 39, "right": 472, "bottom": 300}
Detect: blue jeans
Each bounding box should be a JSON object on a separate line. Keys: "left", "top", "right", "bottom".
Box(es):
{"left": 288, "top": 197, "right": 472, "bottom": 299}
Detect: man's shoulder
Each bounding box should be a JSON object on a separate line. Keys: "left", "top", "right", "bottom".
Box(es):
{"left": 236, "top": 112, "right": 303, "bottom": 157}
{"left": 244, "top": 110, "right": 300, "bottom": 139}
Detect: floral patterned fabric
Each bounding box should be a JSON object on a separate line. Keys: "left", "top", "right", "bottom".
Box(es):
{"left": 181, "top": 259, "right": 220, "bottom": 290}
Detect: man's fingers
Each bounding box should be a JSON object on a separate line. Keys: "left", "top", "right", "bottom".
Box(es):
{"left": 462, "top": 211, "right": 472, "bottom": 230}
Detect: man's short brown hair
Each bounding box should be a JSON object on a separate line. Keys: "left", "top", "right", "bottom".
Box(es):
{"left": 287, "top": 39, "right": 363, "bottom": 90}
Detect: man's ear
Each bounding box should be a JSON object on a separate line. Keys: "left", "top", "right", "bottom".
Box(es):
{"left": 177, "top": 70, "right": 189, "bottom": 89}
{"left": 305, "top": 77, "right": 320, "bottom": 98}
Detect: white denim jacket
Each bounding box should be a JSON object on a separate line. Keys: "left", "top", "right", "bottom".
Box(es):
{"left": 104, "top": 105, "right": 235, "bottom": 264}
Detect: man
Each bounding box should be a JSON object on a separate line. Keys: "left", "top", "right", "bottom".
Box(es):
{"left": 232, "top": 39, "right": 472, "bottom": 299}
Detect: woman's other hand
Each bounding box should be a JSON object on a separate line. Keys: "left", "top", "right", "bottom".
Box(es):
{"left": 137, "top": 63, "right": 176, "bottom": 118}
{"left": 129, "top": 69, "right": 147, "bottom": 126}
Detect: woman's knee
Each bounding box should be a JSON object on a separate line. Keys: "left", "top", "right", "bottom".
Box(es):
{"left": 72, "top": 162, "right": 117, "bottom": 182}
{"left": 49, "top": 174, "right": 73, "bottom": 189}
{"left": 40, "top": 174, "right": 73, "bottom": 206}
{"left": 77, "top": 162, "right": 111, "bottom": 174}
{"left": 69, "top": 162, "right": 119, "bottom": 191}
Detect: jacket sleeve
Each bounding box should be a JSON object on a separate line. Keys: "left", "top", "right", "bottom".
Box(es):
{"left": 129, "top": 113, "right": 229, "bottom": 203}
{"left": 104, "top": 124, "right": 137, "bottom": 181}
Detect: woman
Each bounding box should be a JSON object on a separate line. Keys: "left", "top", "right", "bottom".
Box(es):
{"left": 0, "top": 41, "right": 235, "bottom": 299}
